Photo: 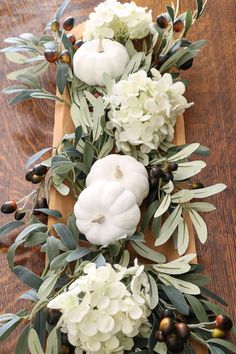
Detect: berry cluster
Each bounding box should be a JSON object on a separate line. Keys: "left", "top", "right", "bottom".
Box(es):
{"left": 25, "top": 163, "right": 48, "bottom": 184}
{"left": 44, "top": 17, "right": 84, "bottom": 65}
{"left": 149, "top": 162, "right": 178, "bottom": 189}
{"left": 155, "top": 309, "right": 190, "bottom": 353}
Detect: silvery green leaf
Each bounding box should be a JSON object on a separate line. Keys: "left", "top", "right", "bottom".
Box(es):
{"left": 98, "top": 137, "right": 114, "bottom": 158}
{"left": 189, "top": 209, "right": 207, "bottom": 243}
{"left": 162, "top": 181, "right": 174, "bottom": 194}
{"left": 137, "top": 151, "right": 149, "bottom": 166}
{"left": 46, "top": 327, "right": 58, "bottom": 354}
{"left": 103, "top": 73, "right": 115, "bottom": 94}
{"left": 37, "top": 273, "right": 59, "bottom": 299}
{"left": 125, "top": 40, "right": 137, "bottom": 57}
{"left": 207, "top": 339, "right": 236, "bottom": 353}
{"left": 192, "top": 183, "right": 227, "bottom": 198}
{"left": 153, "top": 259, "right": 191, "bottom": 275}
{"left": 0, "top": 220, "right": 24, "bottom": 237}
{"left": 171, "top": 189, "right": 195, "bottom": 203}
{"left": 159, "top": 274, "right": 200, "bottom": 295}
{"left": 173, "top": 160, "right": 206, "bottom": 180}
{"left": 84, "top": 91, "right": 97, "bottom": 106}
{"left": 28, "top": 328, "right": 44, "bottom": 354}
{"left": 176, "top": 253, "right": 196, "bottom": 263}
{"left": 93, "top": 97, "right": 104, "bottom": 142}
{"left": 16, "top": 223, "right": 47, "bottom": 242}
{"left": 119, "top": 250, "right": 130, "bottom": 268}
{"left": 185, "top": 294, "right": 208, "bottom": 322}
{"left": 154, "top": 194, "right": 171, "bottom": 218}
{"left": 154, "top": 342, "right": 167, "bottom": 354}
{"left": 121, "top": 52, "right": 144, "bottom": 79}
{"left": 15, "top": 323, "right": 31, "bottom": 354}
{"left": 131, "top": 241, "right": 166, "bottom": 263}
{"left": 188, "top": 202, "right": 216, "bottom": 212}
{"left": 155, "top": 205, "right": 182, "bottom": 246}
{"left": 147, "top": 273, "right": 159, "bottom": 310}
{"left": 66, "top": 248, "right": 91, "bottom": 262}
{"left": 80, "top": 97, "right": 93, "bottom": 128}
{"left": 5, "top": 52, "right": 28, "bottom": 64}
{"left": 70, "top": 103, "right": 87, "bottom": 133}
{"left": 177, "top": 218, "right": 189, "bottom": 256}
{"left": 54, "top": 183, "right": 70, "bottom": 196}
{"left": 0, "top": 317, "right": 22, "bottom": 341}
{"left": 168, "top": 143, "right": 200, "bottom": 162}
{"left": 7, "top": 62, "right": 48, "bottom": 80}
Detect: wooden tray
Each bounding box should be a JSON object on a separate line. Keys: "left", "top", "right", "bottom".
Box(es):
{"left": 49, "top": 23, "right": 207, "bottom": 353}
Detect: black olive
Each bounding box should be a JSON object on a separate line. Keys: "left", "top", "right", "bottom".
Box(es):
{"left": 166, "top": 333, "right": 185, "bottom": 352}
{"left": 14, "top": 210, "right": 26, "bottom": 220}
{"left": 175, "top": 323, "right": 190, "bottom": 341}
{"left": 173, "top": 19, "right": 184, "bottom": 33}
{"left": 160, "top": 308, "right": 174, "bottom": 320}
{"left": 1, "top": 201, "right": 17, "bottom": 214}
{"left": 37, "top": 197, "right": 48, "bottom": 209}
{"left": 159, "top": 317, "right": 175, "bottom": 336}
{"left": 44, "top": 49, "right": 58, "bottom": 63}
{"left": 31, "top": 175, "right": 43, "bottom": 184}
{"left": 74, "top": 40, "right": 84, "bottom": 50}
{"left": 179, "top": 58, "right": 194, "bottom": 71}
{"left": 155, "top": 330, "right": 166, "bottom": 342}
{"left": 25, "top": 169, "right": 34, "bottom": 182}
{"left": 68, "top": 34, "right": 76, "bottom": 45}
{"left": 157, "top": 15, "right": 169, "bottom": 29}
{"left": 150, "top": 166, "right": 163, "bottom": 179}
{"left": 167, "top": 162, "right": 178, "bottom": 172}
{"left": 162, "top": 172, "right": 174, "bottom": 183}
{"left": 215, "top": 315, "right": 233, "bottom": 331}
{"left": 63, "top": 17, "right": 75, "bottom": 31}
{"left": 33, "top": 164, "right": 48, "bottom": 177}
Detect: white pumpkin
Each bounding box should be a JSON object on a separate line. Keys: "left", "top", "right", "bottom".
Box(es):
{"left": 74, "top": 181, "right": 140, "bottom": 246}
{"left": 86, "top": 154, "right": 149, "bottom": 206}
{"left": 73, "top": 38, "right": 130, "bottom": 86}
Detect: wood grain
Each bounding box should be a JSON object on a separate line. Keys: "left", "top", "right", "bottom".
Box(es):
{"left": 0, "top": 0, "right": 235, "bottom": 353}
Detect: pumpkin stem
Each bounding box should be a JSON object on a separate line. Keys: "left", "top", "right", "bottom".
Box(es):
{"left": 97, "top": 37, "right": 104, "bottom": 53}
{"left": 91, "top": 214, "right": 105, "bottom": 224}
{"left": 114, "top": 166, "right": 123, "bottom": 179}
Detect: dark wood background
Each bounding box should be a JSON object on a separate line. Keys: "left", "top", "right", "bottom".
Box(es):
{"left": 0, "top": 0, "right": 235, "bottom": 352}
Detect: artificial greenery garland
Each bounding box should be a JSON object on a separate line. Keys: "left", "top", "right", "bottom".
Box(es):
{"left": 0, "top": 0, "right": 235, "bottom": 353}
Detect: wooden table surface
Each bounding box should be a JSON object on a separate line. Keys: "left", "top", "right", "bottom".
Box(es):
{"left": 0, "top": 0, "right": 235, "bottom": 352}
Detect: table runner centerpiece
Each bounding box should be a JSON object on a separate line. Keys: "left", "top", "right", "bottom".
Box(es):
{"left": 0, "top": 1, "right": 235, "bottom": 353}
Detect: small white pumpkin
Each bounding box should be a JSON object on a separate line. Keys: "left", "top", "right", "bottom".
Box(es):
{"left": 86, "top": 154, "right": 149, "bottom": 206}
{"left": 73, "top": 38, "right": 130, "bottom": 86}
{"left": 74, "top": 181, "right": 140, "bottom": 246}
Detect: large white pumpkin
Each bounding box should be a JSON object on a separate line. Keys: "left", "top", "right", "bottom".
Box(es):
{"left": 86, "top": 154, "right": 149, "bottom": 206}
{"left": 73, "top": 38, "right": 130, "bottom": 86}
{"left": 74, "top": 181, "right": 140, "bottom": 246}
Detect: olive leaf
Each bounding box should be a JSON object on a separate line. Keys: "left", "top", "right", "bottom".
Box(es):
{"left": 147, "top": 273, "right": 159, "bottom": 309}
{"left": 0, "top": 317, "right": 22, "bottom": 341}
{"left": 185, "top": 294, "right": 208, "bottom": 322}
{"left": 154, "top": 194, "right": 171, "bottom": 218}
{"left": 187, "top": 202, "right": 216, "bottom": 212}
{"left": 189, "top": 209, "right": 207, "bottom": 243}
{"left": 46, "top": 327, "right": 59, "bottom": 354}
{"left": 15, "top": 323, "right": 31, "bottom": 354}
{"left": 155, "top": 205, "right": 182, "bottom": 246}
{"left": 56, "top": 63, "right": 69, "bottom": 95}
{"left": 0, "top": 220, "right": 24, "bottom": 237}
{"left": 161, "top": 285, "right": 189, "bottom": 315}
{"left": 37, "top": 273, "right": 59, "bottom": 299}
{"left": 131, "top": 241, "right": 166, "bottom": 263}
{"left": 159, "top": 274, "right": 200, "bottom": 295}
{"left": 28, "top": 328, "right": 44, "bottom": 354}
{"left": 177, "top": 218, "right": 189, "bottom": 255}
{"left": 167, "top": 143, "right": 200, "bottom": 161}
{"left": 173, "top": 160, "right": 206, "bottom": 180}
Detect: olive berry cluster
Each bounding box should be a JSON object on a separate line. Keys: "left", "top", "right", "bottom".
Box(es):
{"left": 25, "top": 163, "right": 48, "bottom": 184}
{"left": 149, "top": 162, "right": 178, "bottom": 189}
{"left": 155, "top": 309, "right": 190, "bottom": 353}
{"left": 0, "top": 200, "right": 25, "bottom": 220}
{"left": 211, "top": 315, "right": 233, "bottom": 339}
{"left": 44, "top": 16, "right": 84, "bottom": 65}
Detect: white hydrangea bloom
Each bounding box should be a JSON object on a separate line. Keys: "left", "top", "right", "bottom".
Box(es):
{"left": 106, "top": 69, "right": 193, "bottom": 156}
{"left": 48, "top": 261, "right": 151, "bottom": 354}
{"left": 83, "top": 0, "right": 152, "bottom": 42}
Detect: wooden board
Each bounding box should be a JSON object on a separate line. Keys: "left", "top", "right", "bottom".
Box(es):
{"left": 49, "top": 23, "right": 207, "bottom": 353}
